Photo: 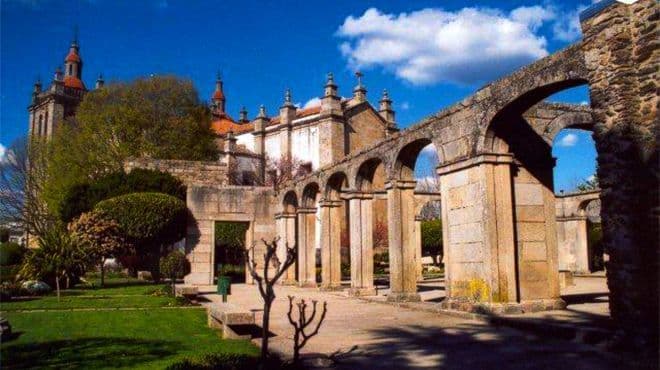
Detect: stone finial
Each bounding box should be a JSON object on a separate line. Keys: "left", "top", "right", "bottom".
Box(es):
{"left": 239, "top": 106, "right": 248, "bottom": 122}
{"left": 282, "top": 88, "right": 295, "bottom": 108}
{"left": 379, "top": 89, "right": 396, "bottom": 126}
{"left": 257, "top": 104, "right": 267, "bottom": 118}
{"left": 54, "top": 66, "right": 64, "bottom": 82}
{"left": 95, "top": 73, "right": 105, "bottom": 89}
{"left": 324, "top": 72, "right": 338, "bottom": 97}
{"left": 353, "top": 71, "right": 367, "bottom": 102}
{"left": 33, "top": 77, "right": 42, "bottom": 93}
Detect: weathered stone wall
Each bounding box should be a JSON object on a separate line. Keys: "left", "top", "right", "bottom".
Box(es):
{"left": 124, "top": 158, "right": 229, "bottom": 186}
{"left": 346, "top": 105, "right": 388, "bottom": 155}
{"left": 184, "top": 185, "right": 277, "bottom": 285}
{"left": 580, "top": 0, "right": 658, "bottom": 348}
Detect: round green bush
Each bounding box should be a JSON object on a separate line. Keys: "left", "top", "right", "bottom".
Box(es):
{"left": 59, "top": 169, "right": 186, "bottom": 222}
{"left": 94, "top": 192, "right": 187, "bottom": 248}
{"left": 0, "top": 242, "right": 27, "bottom": 266}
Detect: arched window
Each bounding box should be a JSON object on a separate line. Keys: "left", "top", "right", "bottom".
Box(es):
{"left": 38, "top": 114, "right": 43, "bottom": 136}
{"left": 68, "top": 64, "right": 73, "bottom": 75}
{"left": 44, "top": 111, "right": 49, "bottom": 136}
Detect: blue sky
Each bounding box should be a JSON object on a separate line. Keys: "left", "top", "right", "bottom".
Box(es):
{"left": 1, "top": 0, "right": 596, "bottom": 191}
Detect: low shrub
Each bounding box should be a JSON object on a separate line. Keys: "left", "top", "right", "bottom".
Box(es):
{"left": 165, "top": 353, "right": 259, "bottom": 370}
{"left": 0, "top": 281, "right": 26, "bottom": 301}
{"left": 21, "top": 280, "right": 52, "bottom": 295}
{"left": 0, "top": 242, "right": 27, "bottom": 266}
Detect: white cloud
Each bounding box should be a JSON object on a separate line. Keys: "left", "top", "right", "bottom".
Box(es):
{"left": 302, "top": 97, "right": 322, "bottom": 109}
{"left": 337, "top": 6, "right": 553, "bottom": 85}
{"left": 557, "top": 133, "right": 578, "bottom": 147}
{"left": 400, "top": 101, "right": 410, "bottom": 110}
{"left": 0, "top": 144, "right": 6, "bottom": 162}
{"left": 420, "top": 143, "right": 438, "bottom": 157}
{"left": 551, "top": 4, "right": 589, "bottom": 42}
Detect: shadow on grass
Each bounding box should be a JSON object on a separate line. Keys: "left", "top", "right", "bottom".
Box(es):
{"left": 2, "top": 337, "right": 180, "bottom": 369}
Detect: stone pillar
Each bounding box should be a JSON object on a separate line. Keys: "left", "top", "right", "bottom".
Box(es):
{"left": 346, "top": 192, "right": 377, "bottom": 296}
{"left": 556, "top": 216, "right": 590, "bottom": 274}
{"left": 385, "top": 180, "right": 420, "bottom": 302}
{"left": 319, "top": 199, "right": 342, "bottom": 290}
{"left": 184, "top": 219, "right": 214, "bottom": 285}
{"left": 275, "top": 212, "right": 297, "bottom": 285}
{"left": 296, "top": 208, "right": 317, "bottom": 287}
{"left": 581, "top": 0, "right": 658, "bottom": 348}
{"left": 414, "top": 216, "right": 424, "bottom": 282}
{"left": 438, "top": 154, "right": 515, "bottom": 311}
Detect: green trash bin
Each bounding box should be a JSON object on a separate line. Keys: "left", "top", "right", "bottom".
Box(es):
{"left": 217, "top": 276, "right": 231, "bottom": 302}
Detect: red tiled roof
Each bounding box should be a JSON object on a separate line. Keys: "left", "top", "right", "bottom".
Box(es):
{"left": 269, "top": 105, "right": 321, "bottom": 124}
{"left": 211, "top": 104, "right": 323, "bottom": 136}
{"left": 211, "top": 114, "right": 253, "bottom": 135}
{"left": 63, "top": 76, "right": 85, "bottom": 90}
{"left": 65, "top": 51, "right": 81, "bottom": 63}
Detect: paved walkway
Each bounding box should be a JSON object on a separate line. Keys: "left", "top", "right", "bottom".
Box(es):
{"left": 196, "top": 274, "right": 626, "bottom": 369}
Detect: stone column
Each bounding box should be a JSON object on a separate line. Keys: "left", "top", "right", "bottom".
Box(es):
{"left": 438, "top": 154, "right": 517, "bottom": 310}
{"left": 275, "top": 212, "right": 297, "bottom": 285}
{"left": 414, "top": 216, "right": 424, "bottom": 282}
{"left": 346, "top": 192, "right": 377, "bottom": 296}
{"left": 296, "top": 208, "right": 317, "bottom": 287}
{"left": 581, "top": 0, "right": 658, "bottom": 348}
{"left": 319, "top": 199, "right": 342, "bottom": 290}
{"left": 385, "top": 180, "right": 420, "bottom": 302}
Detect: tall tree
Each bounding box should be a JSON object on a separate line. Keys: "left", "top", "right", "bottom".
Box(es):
{"left": 44, "top": 76, "right": 217, "bottom": 214}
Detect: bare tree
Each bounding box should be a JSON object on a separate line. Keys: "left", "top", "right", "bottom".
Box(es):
{"left": 245, "top": 237, "right": 296, "bottom": 365}
{"left": 0, "top": 136, "right": 54, "bottom": 239}
{"left": 286, "top": 295, "right": 328, "bottom": 364}
{"left": 229, "top": 154, "right": 312, "bottom": 190}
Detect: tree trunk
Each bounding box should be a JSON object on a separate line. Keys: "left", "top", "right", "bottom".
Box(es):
{"left": 261, "top": 300, "right": 271, "bottom": 365}
{"left": 55, "top": 276, "right": 61, "bottom": 302}
{"left": 100, "top": 258, "right": 106, "bottom": 287}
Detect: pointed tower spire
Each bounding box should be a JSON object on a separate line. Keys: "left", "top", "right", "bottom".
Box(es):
{"left": 63, "top": 28, "right": 85, "bottom": 89}
{"left": 282, "top": 88, "right": 294, "bottom": 108}
{"left": 211, "top": 72, "right": 225, "bottom": 114}
{"left": 258, "top": 104, "right": 267, "bottom": 118}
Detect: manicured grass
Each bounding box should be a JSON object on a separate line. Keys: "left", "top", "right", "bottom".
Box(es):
{"left": 1, "top": 295, "right": 182, "bottom": 311}
{"left": 1, "top": 308, "right": 258, "bottom": 369}
{"left": 1, "top": 278, "right": 181, "bottom": 311}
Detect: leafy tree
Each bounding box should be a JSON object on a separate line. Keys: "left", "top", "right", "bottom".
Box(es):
{"left": 59, "top": 168, "right": 185, "bottom": 222}
{"left": 95, "top": 192, "right": 187, "bottom": 282}
{"left": 20, "top": 226, "right": 89, "bottom": 300}
{"left": 214, "top": 222, "right": 248, "bottom": 267}
{"left": 0, "top": 228, "right": 9, "bottom": 243}
{"left": 575, "top": 176, "right": 599, "bottom": 192}
{"left": 160, "top": 250, "right": 190, "bottom": 294}
{"left": 68, "top": 210, "right": 127, "bottom": 286}
{"left": 421, "top": 219, "right": 443, "bottom": 266}
{"left": 43, "top": 76, "right": 217, "bottom": 215}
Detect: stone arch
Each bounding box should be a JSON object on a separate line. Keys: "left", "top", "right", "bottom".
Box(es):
{"left": 301, "top": 182, "right": 320, "bottom": 208}
{"left": 355, "top": 158, "right": 386, "bottom": 193}
{"left": 392, "top": 138, "right": 435, "bottom": 181}
{"left": 282, "top": 190, "right": 298, "bottom": 214}
{"left": 324, "top": 171, "right": 349, "bottom": 201}
{"left": 543, "top": 111, "right": 594, "bottom": 144}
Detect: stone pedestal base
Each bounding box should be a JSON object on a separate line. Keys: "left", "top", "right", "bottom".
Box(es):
{"left": 441, "top": 298, "right": 566, "bottom": 315}
{"left": 298, "top": 282, "right": 318, "bottom": 288}
{"left": 387, "top": 292, "right": 422, "bottom": 302}
{"left": 558, "top": 270, "right": 574, "bottom": 289}
{"left": 319, "top": 284, "right": 343, "bottom": 292}
{"left": 347, "top": 287, "right": 378, "bottom": 297}
{"left": 280, "top": 279, "right": 298, "bottom": 286}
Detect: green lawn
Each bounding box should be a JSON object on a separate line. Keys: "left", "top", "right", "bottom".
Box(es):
{"left": 0, "top": 276, "right": 259, "bottom": 369}
{"left": 1, "top": 309, "right": 258, "bottom": 369}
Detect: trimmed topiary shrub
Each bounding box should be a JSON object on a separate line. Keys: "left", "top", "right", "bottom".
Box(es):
{"left": 95, "top": 192, "right": 188, "bottom": 282}
{"left": 59, "top": 169, "right": 186, "bottom": 222}
{"left": 160, "top": 250, "right": 190, "bottom": 294}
